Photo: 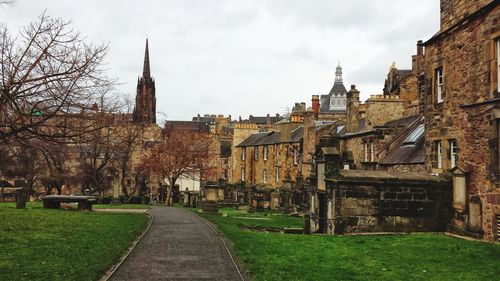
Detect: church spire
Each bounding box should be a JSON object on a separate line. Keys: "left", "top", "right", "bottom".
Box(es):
{"left": 133, "top": 38, "right": 156, "bottom": 124}
{"left": 143, "top": 39, "right": 150, "bottom": 79}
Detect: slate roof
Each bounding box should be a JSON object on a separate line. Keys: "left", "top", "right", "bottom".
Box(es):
{"left": 164, "top": 121, "right": 210, "bottom": 133}
{"left": 379, "top": 116, "right": 426, "bottom": 165}
{"left": 290, "top": 127, "right": 304, "bottom": 143}
{"left": 376, "top": 114, "right": 421, "bottom": 128}
{"left": 192, "top": 116, "right": 216, "bottom": 123}
{"left": 319, "top": 82, "right": 348, "bottom": 113}
{"left": 395, "top": 69, "right": 413, "bottom": 79}
{"left": 240, "top": 114, "right": 283, "bottom": 125}
{"left": 236, "top": 127, "right": 304, "bottom": 147}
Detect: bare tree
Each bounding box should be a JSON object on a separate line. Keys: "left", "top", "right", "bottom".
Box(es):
{"left": 0, "top": 13, "right": 114, "bottom": 144}
{"left": 38, "top": 142, "right": 74, "bottom": 195}
{"left": 2, "top": 141, "right": 44, "bottom": 192}
{"left": 140, "top": 126, "right": 213, "bottom": 206}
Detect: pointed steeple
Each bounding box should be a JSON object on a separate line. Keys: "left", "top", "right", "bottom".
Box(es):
{"left": 143, "top": 39, "right": 150, "bottom": 79}
{"left": 133, "top": 38, "right": 156, "bottom": 124}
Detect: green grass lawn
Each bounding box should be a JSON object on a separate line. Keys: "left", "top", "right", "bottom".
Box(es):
{"left": 195, "top": 208, "right": 500, "bottom": 281}
{"left": 0, "top": 202, "right": 149, "bottom": 281}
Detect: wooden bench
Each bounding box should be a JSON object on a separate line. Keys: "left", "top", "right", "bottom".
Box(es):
{"left": 42, "top": 195, "right": 97, "bottom": 211}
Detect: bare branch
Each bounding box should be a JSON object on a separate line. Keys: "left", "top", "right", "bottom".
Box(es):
{"left": 0, "top": 13, "right": 116, "bottom": 144}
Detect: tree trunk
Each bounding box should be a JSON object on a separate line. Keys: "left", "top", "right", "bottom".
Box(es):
{"left": 165, "top": 177, "right": 176, "bottom": 206}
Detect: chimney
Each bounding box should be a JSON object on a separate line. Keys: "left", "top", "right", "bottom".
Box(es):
{"left": 312, "top": 95, "right": 320, "bottom": 114}
{"left": 346, "top": 85, "right": 360, "bottom": 133}
{"left": 417, "top": 40, "right": 423, "bottom": 56}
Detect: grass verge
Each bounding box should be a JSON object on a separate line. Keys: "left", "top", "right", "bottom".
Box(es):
{"left": 194, "top": 208, "right": 500, "bottom": 281}
{"left": 0, "top": 202, "right": 148, "bottom": 281}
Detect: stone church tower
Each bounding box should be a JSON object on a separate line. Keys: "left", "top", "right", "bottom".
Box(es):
{"left": 133, "top": 39, "right": 156, "bottom": 124}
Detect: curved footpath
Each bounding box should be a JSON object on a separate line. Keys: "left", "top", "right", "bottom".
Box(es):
{"left": 108, "top": 206, "right": 244, "bottom": 281}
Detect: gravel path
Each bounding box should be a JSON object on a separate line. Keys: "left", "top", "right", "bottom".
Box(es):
{"left": 108, "top": 206, "right": 243, "bottom": 281}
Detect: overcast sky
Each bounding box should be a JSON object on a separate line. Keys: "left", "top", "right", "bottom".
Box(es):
{"left": 1, "top": 0, "right": 440, "bottom": 122}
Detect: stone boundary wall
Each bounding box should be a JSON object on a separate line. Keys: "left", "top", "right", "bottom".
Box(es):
{"left": 336, "top": 184, "right": 452, "bottom": 233}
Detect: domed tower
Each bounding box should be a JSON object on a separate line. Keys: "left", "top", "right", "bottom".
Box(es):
{"left": 133, "top": 39, "right": 156, "bottom": 124}
{"left": 328, "top": 62, "right": 348, "bottom": 111}
{"left": 319, "top": 62, "right": 348, "bottom": 114}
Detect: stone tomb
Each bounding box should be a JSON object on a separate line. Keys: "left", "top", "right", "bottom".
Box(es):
{"left": 309, "top": 170, "right": 453, "bottom": 234}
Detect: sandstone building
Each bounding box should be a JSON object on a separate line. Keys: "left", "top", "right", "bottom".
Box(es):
{"left": 420, "top": 0, "right": 500, "bottom": 241}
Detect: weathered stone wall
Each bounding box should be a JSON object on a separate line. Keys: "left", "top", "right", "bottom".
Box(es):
{"left": 365, "top": 95, "right": 405, "bottom": 128}
{"left": 440, "top": 0, "right": 494, "bottom": 31}
{"left": 381, "top": 164, "right": 427, "bottom": 173}
{"left": 230, "top": 124, "right": 259, "bottom": 184}
{"left": 423, "top": 2, "right": 500, "bottom": 240}
{"left": 344, "top": 136, "right": 364, "bottom": 168}
{"left": 336, "top": 184, "right": 452, "bottom": 233}
{"left": 399, "top": 75, "right": 419, "bottom": 104}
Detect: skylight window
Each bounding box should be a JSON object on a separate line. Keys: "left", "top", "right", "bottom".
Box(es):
{"left": 402, "top": 124, "right": 425, "bottom": 145}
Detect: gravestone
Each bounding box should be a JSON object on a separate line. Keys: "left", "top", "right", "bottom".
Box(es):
{"left": 16, "top": 188, "right": 29, "bottom": 209}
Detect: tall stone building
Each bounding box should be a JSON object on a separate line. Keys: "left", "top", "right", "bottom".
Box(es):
{"left": 421, "top": 0, "right": 500, "bottom": 241}
{"left": 133, "top": 39, "right": 156, "bottom": 124}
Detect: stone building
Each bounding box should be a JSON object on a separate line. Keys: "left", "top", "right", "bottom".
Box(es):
{"left": 420, "top": 0, "right": 500, "bottom": 240}
{"left": 233, "top": 120, "right": 303, "bottom": 209}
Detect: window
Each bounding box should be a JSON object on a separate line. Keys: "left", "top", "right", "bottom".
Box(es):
{"left": 436, "top": 67, "right": 444, "bottom": 103}
{"left": 293, "top": 147, "right": 298, "bottom": 165}
{"left": 449, "top": 140, "right": 458, "bottom": 168}
{"left": 241, "top": 147, "right": 246, "bottom": 161}
{"left": 241, "top": 167, "right": 245, "bottom": 182}
{"left": 436, "top": 140, "right": 442, "bottom": 169}
{"left": 363, "top": 141, "right": 375, "bottom": 162}
{"left": 263, "top": 146, "right": 268, "bottom": 161}
{"left": 254, "top": 146, "right": 258, "bottom": 160}
{"left": 275, "top": 166, "right": 280, "bottom": 182}
{"left": 403, "top": 124, "right": 425, "bottom": 146}
{"left": 364, "top": 142, "right": 368, "bottom": 162}
{"left": 370, "top": 142, "right": 375, "bottom": 162}
{"left": 263, "top": 169, "right": 267, "bottom": 183}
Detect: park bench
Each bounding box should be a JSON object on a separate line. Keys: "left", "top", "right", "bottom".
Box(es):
{"left": 42, "top": 195, "right": 97, "bottom": 211}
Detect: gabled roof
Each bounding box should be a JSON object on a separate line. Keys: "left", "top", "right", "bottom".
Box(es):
{"left": 290, "top": 127, "right": 304, "bottom": 143}
{"left": 164, "top": 121, "right": 210, "bottom": 133}
{"left": 236, "top": 127, "right": 304, "bottom": 147}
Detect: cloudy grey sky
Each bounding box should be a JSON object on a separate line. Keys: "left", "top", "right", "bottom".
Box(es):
{"left": 1, "top": 0, "right": 440, "bottom": 122}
